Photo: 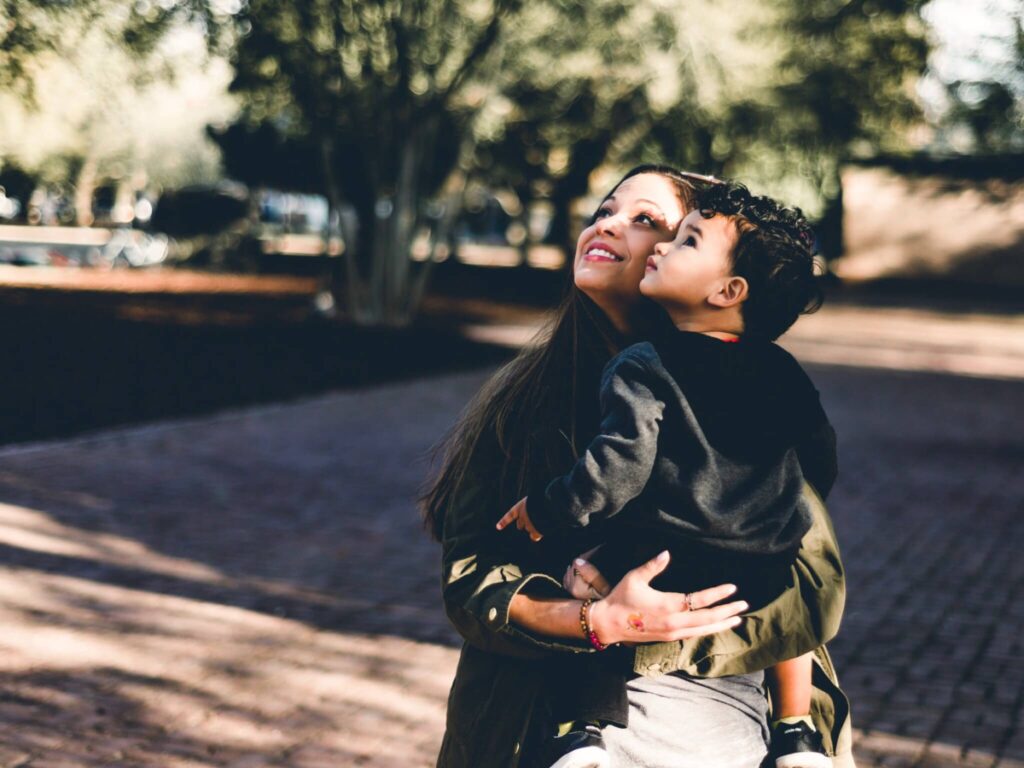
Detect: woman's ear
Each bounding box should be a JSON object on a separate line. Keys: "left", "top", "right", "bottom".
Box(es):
{"left": 709, "top": 276, "right": 748, "bottom": 308}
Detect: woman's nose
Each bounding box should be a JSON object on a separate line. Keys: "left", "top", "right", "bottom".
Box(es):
{"left": 596, "top": 214, "right": 623, "bottom": 236}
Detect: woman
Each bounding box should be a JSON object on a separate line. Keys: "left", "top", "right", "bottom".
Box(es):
{"left": 424, "top": 165, "right": 852, "bottom": 768}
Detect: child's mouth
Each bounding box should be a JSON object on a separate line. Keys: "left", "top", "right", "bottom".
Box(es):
{"left": 645, "top": 256, "right": 657, "bottom": 271}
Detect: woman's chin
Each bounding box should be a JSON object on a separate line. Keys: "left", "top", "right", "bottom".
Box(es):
{"left": 574, "top": 268, "right": 619, "bottom": 295}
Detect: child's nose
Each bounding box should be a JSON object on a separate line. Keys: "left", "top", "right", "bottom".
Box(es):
{"left": 653, "top": 241, "right": 668, "bottom": 256}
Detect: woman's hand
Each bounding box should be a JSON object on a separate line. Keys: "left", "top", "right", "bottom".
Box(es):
{"left": 587, "top": 550, "right": 747, "bottom": 646}
{"left": 563, "top": 556, "right": 611, "bottom": 599}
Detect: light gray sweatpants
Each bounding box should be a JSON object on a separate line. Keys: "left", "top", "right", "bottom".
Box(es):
{"left": 601, "top": 670, "right": 770, "bottom": 768}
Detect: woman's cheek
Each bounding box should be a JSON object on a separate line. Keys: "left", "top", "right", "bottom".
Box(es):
{"left": 572, "top": 224, "right": 597, "bottom": 268}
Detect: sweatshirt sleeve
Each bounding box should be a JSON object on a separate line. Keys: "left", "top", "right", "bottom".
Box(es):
{"left": 526, "top": 350, "right": 665, "bottom": 535}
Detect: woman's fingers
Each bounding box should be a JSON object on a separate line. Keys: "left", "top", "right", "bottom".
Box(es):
{"left": 664, "top": 600, "right": 748, "bottom": 633}
{"left": 683, "top": 583, "right": 739, "bottom": 611}
{"left": 666, "top": 615, "right": 743, "bottom": 641}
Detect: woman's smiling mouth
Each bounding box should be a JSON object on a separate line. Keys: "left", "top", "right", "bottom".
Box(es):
{"left": 583, "top": 242, "right": 624, "bottom": 262}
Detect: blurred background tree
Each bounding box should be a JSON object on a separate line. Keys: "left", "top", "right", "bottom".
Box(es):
{"left": 0, "top": 1, "right": 235, "bottom": 225}
{"left": 3, "top": 0, "right": 1021, "bottom": 325}
{"left": 210, "top": 0, "right": 524, "bottom": 325}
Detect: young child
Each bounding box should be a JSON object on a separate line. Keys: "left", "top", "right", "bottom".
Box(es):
{"left": 497, "top": 180, "right": 837, "bottom": 768}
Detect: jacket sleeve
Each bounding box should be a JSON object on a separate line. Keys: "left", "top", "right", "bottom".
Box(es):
{"left": 633, "top": 481, "right": 845, "bottom": 678}
{"left": 527, "top": 353, "right": 665, "bottom": 534}
{"left": 440, "top": 437, "right": 595, "bottom": 659}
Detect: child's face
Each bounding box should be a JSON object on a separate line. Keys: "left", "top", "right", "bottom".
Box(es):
{"left": 639, "top": 209, "right": 739, "bottom": 313}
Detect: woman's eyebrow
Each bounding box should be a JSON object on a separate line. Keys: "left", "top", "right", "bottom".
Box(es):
{"left": 633, "top": 198, "right": 666, "bottom": 215}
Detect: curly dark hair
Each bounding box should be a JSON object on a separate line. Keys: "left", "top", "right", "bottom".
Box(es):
{"left": 696, "top": 180, "right": 823, "bottom": 341}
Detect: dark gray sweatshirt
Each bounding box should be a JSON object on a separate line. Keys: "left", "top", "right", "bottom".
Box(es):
{"left": 526, "top": 332, "right": 836, "bottom": 604}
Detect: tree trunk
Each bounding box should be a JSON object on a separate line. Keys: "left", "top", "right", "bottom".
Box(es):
{"left": 817, "top": 167, "right": 845, "bottom": 262}
{"left": 74, "top": 155, "right": 98, "bottom": 227}
{"left": 324, "top": 119, "right": 447, "bottom": 327}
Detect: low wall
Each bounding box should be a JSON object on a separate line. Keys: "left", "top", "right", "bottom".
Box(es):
{"left": 835, "top": 165, "right": 1024, "bottom": 286}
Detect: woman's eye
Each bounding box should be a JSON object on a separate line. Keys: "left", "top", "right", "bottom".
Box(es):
{"left": 635, "top": 213, "right": 656, "bottom": 226}
{"left": 592, "top": 206, "right": 612, "bottom": 222}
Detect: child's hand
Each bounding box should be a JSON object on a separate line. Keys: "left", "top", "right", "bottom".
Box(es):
{"left": 563, "top": 557, "right": 611, "bottom": 599}
{"left": 495, "top": 497, "right": 543, "bottom": 542}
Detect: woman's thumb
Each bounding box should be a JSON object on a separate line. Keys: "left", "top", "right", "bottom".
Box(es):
{"left": 634, "top": 550, "right": 671, "bottom": 583}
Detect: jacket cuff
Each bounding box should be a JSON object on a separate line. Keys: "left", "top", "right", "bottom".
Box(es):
{"left": 483, "top": 572, "right": 594, "bottom": 655}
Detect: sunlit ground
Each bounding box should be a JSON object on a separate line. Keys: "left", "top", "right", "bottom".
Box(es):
{"left": 0, "top": 535, "right": 453, "bottom": 766}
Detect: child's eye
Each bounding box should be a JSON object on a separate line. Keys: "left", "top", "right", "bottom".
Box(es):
{"left": 681, "top": 235, "right": 697, "bottom": 247}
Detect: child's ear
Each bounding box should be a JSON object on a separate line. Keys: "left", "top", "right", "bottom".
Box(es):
{"left": 709, "top": 276, "right": 748, "bottom": 308}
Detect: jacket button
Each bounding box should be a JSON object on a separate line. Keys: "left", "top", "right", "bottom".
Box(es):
{"left": 513, "top": 741, "right": 520, "bottom": 755}
{"left": 488, "top": 607, "right": 499, "bottom": 622}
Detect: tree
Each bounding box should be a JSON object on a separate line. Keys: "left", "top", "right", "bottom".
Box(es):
{"left": 0, "top": 2, "right": 236, "bottom": 221}
{"left": 635, "top": 0, "right": 930, "bottom": 258}
{"left": 217, "top": 0, "right": 528, "bottom": 326}
{"left": 465, "top": 1, "right": 674, "bottom": 255}
{"left": 470, "top": 0, "right": 931, "bottom": 263}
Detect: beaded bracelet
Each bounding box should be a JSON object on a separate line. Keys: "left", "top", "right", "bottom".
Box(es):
{"left": 579, "top": 598, "right": 609, "bottom": 651}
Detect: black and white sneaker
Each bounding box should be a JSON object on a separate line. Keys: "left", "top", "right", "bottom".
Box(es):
{"left": 545, "top": 723, "right": 609, "bottom": 768}
{"left": 770, "top": 720, "right": 831, "bottom": 768}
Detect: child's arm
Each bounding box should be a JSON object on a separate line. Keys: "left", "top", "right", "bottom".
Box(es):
{"left": 522, "top": 351, "right": 666, "bottom": 535}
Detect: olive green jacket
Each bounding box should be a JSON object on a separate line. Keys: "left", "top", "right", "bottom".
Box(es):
{"left": 437, "top": 455, "right": 855, "bottom": 768}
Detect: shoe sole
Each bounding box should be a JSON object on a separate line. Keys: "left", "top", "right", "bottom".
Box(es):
{"left": 548, "top": 746, "right": 611, "bottom": 768}
{"left": 776, "top": 753, "right": 832, "bottom": 768}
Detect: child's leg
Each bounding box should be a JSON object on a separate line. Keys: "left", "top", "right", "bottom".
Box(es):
{"left": 766, "top": 652, "right": 830, "bottom": 765}
{"left": 766, "top": 652, "right": 814, "bottom": 722}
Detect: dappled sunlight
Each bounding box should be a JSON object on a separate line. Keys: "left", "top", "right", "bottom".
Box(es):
{"left": 0, "top": 502, "right": 223, "bottom": 582}
{"left": 0, "top": 561, "right": 457, "bottom": 766}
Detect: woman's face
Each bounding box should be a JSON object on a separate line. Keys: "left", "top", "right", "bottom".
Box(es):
{"left": 573, "top": 173, "right": 686, "bottom": 328}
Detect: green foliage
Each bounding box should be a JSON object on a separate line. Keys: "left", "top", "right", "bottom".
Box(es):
{"left": 638, "top": 0, "right": 930, "bottom": 221}
{"left": 0, "top": 1, "right": 235, "bottom": 200}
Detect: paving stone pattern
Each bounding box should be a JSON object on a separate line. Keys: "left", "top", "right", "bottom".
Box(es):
{"left": 0, "top": 333, "right": 1021, "bottom": 766}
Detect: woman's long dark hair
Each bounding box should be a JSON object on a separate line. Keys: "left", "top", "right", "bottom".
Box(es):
{"left": 420, "top": 165, "right": 712, "bottom": 540}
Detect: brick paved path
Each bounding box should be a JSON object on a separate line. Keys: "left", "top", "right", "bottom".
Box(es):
{"left": 0, "top": 308, "right": 1022, "bottom": 766}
